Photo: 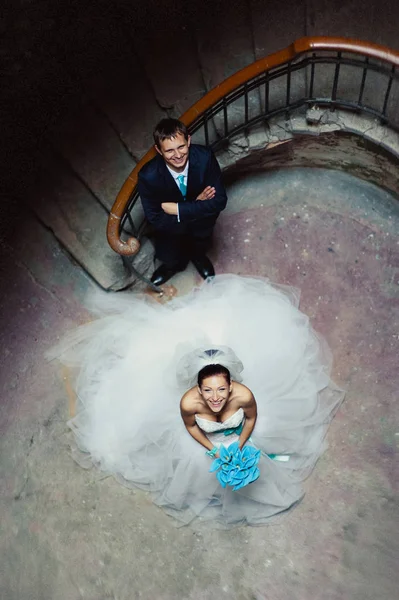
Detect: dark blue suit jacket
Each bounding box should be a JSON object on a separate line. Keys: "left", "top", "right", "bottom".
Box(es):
{"left": 137, "top": 144, "right": 227, "bottom": 236}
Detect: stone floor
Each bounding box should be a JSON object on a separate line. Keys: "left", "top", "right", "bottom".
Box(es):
{"left": 1, "top": 168, "right": 398, "bottom": 600}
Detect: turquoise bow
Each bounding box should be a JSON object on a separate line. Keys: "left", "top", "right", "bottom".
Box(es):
{"left": 223, "top": 423, "right": 244, "bottom": 436}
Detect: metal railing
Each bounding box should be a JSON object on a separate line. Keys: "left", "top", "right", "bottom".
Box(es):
{"left": 107, "top": 37, "right": 399, "bottom": 267}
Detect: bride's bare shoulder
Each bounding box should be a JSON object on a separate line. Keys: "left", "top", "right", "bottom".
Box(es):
{"left": 232, "top": 381, "right": 255, "bottom": 404}
{"left": 180, "top": 386, "right": 202, "bottom": 414}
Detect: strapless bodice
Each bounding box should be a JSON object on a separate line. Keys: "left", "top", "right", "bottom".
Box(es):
{"left": 195, "top": 408, "right": 244, "bottom": 433}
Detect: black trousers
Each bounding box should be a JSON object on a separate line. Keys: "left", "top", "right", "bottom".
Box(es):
{"left": 154, "top": 225, "right": 214, "bottom": 268}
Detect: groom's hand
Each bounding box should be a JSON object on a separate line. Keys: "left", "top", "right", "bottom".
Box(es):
{"left": 197, "top": 186, "right": 216, "bottom": 201}
{"left": 161, "top": 202, "right": 178, "bottom": 215}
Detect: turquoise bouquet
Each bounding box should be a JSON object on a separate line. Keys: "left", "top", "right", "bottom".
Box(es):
{"left": 209, "top": 441, "right": 260, "bottom": 491}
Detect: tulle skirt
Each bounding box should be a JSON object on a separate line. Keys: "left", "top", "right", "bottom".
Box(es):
{"left": 48, "top": 274, "right": 344, "bottom": 528}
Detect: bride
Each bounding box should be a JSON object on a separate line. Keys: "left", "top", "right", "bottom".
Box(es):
{"left": 49, "top": 274, "right": 344, "bottom": 528}
{"left": 181, "top": 351, "right": 257, "bottom": 457}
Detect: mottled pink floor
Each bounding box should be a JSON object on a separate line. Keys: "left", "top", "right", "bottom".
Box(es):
{"left": 1, "top": 169, "right": 398, "bottom": 600}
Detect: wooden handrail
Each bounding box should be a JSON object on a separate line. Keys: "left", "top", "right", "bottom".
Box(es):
{"left": 107, "top": 36, "right": 399, "bottom": 256}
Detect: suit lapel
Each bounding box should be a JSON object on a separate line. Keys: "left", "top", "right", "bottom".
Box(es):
{"left": 158, "top": 158, "right": 180, "bottom": 201}
{"left": 186, "top": 146, "right": 200, "bottom": 201}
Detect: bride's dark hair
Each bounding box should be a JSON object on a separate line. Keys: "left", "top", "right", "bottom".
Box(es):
{"left": 197, "top": 363, "right": 231, "bottom": 387}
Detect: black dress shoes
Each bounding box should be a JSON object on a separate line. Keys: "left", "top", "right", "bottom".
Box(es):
{"left": 151, "top": 263, "right": 185, "bottom": 286}
{"left": 191, "top": 255, "right": 215, "bottom": 279}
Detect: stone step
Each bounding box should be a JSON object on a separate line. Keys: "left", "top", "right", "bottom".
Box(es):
{"left": 50, "top": 96, "right": 135, "bottom": 212}
{"left": 195, "top": 0, "right": 255, "bottom": 88}
{"left": 306, "top": 0, "right": 399, "bottom": 52}
{"left": 61, "top": 15, "right": 167, "bottom": 163}
{"left": 0, "top": 213, "right": 98, "bottom": 309}
{"left": 128, "top": 1, "right": 206, "bottom": 115}
{"left": 251, "top": 0, "right": 306, "bottom": 59}
{"left": 0, "top": 214, "right": 97, "bottom": 432}
{"left": 195, "top": 0, "right": 262, "bottom": 137}
{"left": 29, "top": 152, "right": 142, "bottom": 291}
{"left": 87, "top": 60, "right": 166, "bottom": 162}
{"left": 21, "top": 10, "right": 158, "bottom": 288}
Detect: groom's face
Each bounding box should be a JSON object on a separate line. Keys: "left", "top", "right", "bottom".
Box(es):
{"left": 156, "top": 133, "right": 191, "bottom": 173}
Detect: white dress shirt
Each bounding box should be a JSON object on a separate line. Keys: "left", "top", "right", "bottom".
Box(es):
{"left": 166, "top": 162, "right": 189, "bottom": 223}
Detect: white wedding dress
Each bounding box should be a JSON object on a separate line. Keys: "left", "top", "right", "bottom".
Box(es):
{"left": 49, "top": 274, "right": 344, "bottom": 528}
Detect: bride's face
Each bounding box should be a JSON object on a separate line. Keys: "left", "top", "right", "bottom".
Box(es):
{"left": 199, "top": 374, "right": 232, "bottom": 413}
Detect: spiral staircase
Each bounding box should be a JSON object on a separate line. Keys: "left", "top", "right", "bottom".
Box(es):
{"left": 4, "top": 0, "right": 399, "bottom": 291}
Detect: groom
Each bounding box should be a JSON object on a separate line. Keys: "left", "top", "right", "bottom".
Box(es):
{"left": 137, "top": 118, "right": 228, "bottom": 285}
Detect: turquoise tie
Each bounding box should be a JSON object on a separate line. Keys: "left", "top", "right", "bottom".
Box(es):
{"left": 177, "top": 175, "right": 187, "bottom": 199}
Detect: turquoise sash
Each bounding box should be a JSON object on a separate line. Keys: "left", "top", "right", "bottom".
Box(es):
{"left": 223, "top": 423, "right": 243, "bottom": 436}
{"left": 223, "top": 425, "right": 290, "bottom": 461}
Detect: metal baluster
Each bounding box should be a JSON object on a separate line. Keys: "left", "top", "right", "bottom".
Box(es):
{"left": 265, "top": 72, "right": 270, "bottom": 115}
{"left": 223, "top": 97, "right": 228, "bottom": 137}
{"left": 204, "top": 112, "right": 209, "bottom": 146}
{"left": 358, "top": 56, "right": 369, "bottom": 106}
{"left": 286, "top": 61, "right": 291, "bottom": 106}
{"left": 382, "top": 64, "right": 395, "bottom": 117}
{"left": 126, "top": 212, "right": 137, "bottom": 237}
{"left": 122, "top": 256, "right": 164, "bottom": 294}
{"left": 244, "top": 83, "right": 249, "bottom": 126}
{"left": 331, "top": 52, "right": 342, "bottom": 110}
{"left": 309, "top": 53, "right": 316, "bottom": 98}
{"left": 286, "top": 61, "right": 291, "bottom": 119}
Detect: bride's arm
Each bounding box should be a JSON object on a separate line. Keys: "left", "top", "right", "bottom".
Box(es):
{"left": 238, "top": 394, "right": 257, "bottom": 449}
{"left": 180, "top": 400, "right": 215, "bottom": 453}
